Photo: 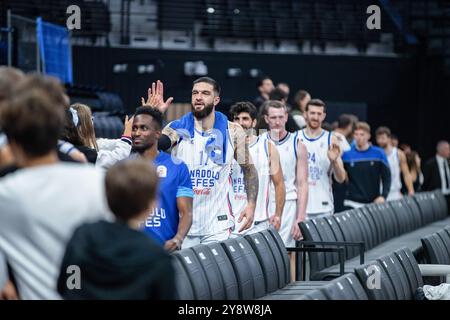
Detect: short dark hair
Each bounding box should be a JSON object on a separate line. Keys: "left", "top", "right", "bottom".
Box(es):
{"left": 256, "top": 76, "right": 271, "bottom": 89}
{"left": 193, "top": 77, "right": 221, "bottom": 95}
{"left": 375, "top": 126, "right": 391, "bottom": 137}
{"left": 105, "top": 160, "right": 159, "bottom": 221}
{"left": 134, "top": 106, "right": 163, "bottom": 130}
{"left": 337, "top": 114, "right": 354, "bottom": 129}
{"left": 229, "top": 101, "right": 258, "bottom": 121}
{"left": 0, "top": 76, "right": 65, "bottom": 156}
{"left": 306, "top": 99, "right": 326, "bottom": 112}
{"left": 269, "top": 88, "right": 288, "bottom": 102}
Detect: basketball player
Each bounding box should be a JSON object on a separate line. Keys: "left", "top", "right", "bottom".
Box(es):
{"left": 376, "top": 126, "right": 414, "bottom": 200}
{"left": 141, "top": 78, "right": 258, "bottom": 247}
{"left": 261, "top": 100, "right": 308, "bottom": 281}
{"left": 229, "top": 101, "right": 286, "bottom": 235}
{"left": 299, "top": 99, "right": 346, "bottom": 219}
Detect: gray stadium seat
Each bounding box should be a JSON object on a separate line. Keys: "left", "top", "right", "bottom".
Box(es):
{"left": 206, "top": 242, "right": 239, "bottom": 300}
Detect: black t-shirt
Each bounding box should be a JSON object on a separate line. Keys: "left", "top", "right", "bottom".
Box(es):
{"left": 57, "top": 220, "right": 175, "bottom": 300}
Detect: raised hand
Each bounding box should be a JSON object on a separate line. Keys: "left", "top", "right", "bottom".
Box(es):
{"left": 327, "top": 142, "right": 341, "bottom": 162}
{"left": 122, "top": 115, "right": 134, "bottom": 137}
{"left": 141, "top": 80, "right": 174, "bottom": 113}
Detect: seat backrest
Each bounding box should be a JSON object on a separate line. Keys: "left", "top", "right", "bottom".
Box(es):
{"left": 429, "top": 192, "right": 443, "bottom": 221}
{"left": 354, "top": 261, "right": 397, "bottom": 300}
{"left": 191, "top": 244, "right": 226, "bottom": 300}
{"left": 311, "top": 218, "right": 339, "bottom": 267}
{"left": 436, "top": 230, "right": 450, "bottom": 258}
{"left": 359, "top": 206, "right": 380, "bottom": 247}
{"left": 234, "top": 237, "right": 266, "bottom": 298}
{"left": 414, "top": 193, "right": 434, "bottom": 225}
{"left": 302, "top": 289, "right": 329, "bottom": 300}
{"left": 258, "top": 230, "right": 287, "bottom": 288}
{"left": 421, "top": 234, "right": 450, "bottom": 264}
{"left": 221, "top": 239, "right": 255, "bottom": 299}
{"left": 299, "top": 220, "right": 327, "bottom": 274}
{"left": 377, "top": 253, "right": 412, "bottom": 300}
{"left": 388, "top": 200, "right": 412, "bottom": 234}
{"left": 434, "top": 190, "right": 448, "bottom": 218}
{"left": 394, "top": 247, "right": 423, "bottom": 288}
{"left": 353, "top": 208, "right": 374, "bottom": 250}
{"left": 402, "top": 196, "right": 423, "bottom": 229}
{"left": 206, "top": 242, "right": 239, "bottom": 300}
{"left": 172, "top": 256, "right": 195, "bottom": 300}
{"left": 173, "top": 249, "right": 211, "bottom": 300}
{"left": 266, "top": 227, "right": 290, "bottom": 283}
{"left": 378, "top": 203, "right": 399, "bottom": 238}
{"left": 245, "top": 232, "right": 279, "bottom": 294}
{"left": 365, "top": 204, "right": 388, "bottom": 243}
{"left": 332, "top": 211, "right": 362, "bottom": 258}
{"left": 345, "top": 273, "right": 369, "bottom": 300}
{"left": 321, "top": 273, "right": 360, "bottom": 300}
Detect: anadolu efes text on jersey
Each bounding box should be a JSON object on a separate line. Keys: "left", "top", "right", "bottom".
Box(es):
{"left": 299, "top": 129, "right": 334, "bottom": 214}
{"left": 231, "top": 136, "right": 271, "bottom": 231}
{"left": 169, "top": 122, "right": 245, "bottom": 236}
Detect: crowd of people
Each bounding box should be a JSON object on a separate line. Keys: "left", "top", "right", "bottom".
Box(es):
{"left": 0, "top": 66, "right": 449, "bottom": 299}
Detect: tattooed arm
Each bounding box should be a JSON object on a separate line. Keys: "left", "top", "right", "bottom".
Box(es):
{"left": 231, "top": 122, "right": 258, "bottom": 232}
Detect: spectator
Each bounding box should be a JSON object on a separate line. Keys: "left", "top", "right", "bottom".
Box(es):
{"left": 57, "top": 160, "right": 175, "bottom": 300}
{"left": 332, "top": 114, "right": 354, "bottom": 213}
{"left": 291, "top": 90, "right": 310, "bottom": 129}
{"left": 62, "top": 106, "right": 98, "bottom": 163}
{"left": 406, "top": 150, "right": 423, "bottom": 192}
{"left": 0, "top": 67, "right": 24, "bottom": 168}
{"left": 334, "top": 114, "right": 355, "bottom": 150}
{"left": 422, "top": 141, "right": 450, "bottom": 207}
{"left": 391, "top": 134, "right": 399, "bottom": 148}
{"left": 277, "top": 82, "right": 290, "bottom": 101}
{"left": 342, "top": 122, "right": 391, "bottom": 209}
{"left": 375, "top": 126, "right": 415, "bottom": 200}
{"left": 0, "top": 74, "right": 111, "bottom": 299}
{"left": 399, "top": 143, "right": 412, "bottom": 155}
{"left": 71, "top": 103, "right": 133, "bottom": 169}
{"left": 253, "top": 76, "right": 274, "bottom": 109}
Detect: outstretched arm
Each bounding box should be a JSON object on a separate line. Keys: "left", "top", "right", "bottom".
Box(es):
{"left": 268, "top": 142, "right": 285, "bottom": 231}
{"left": 293, "top": 141, "right": 308, "bottom": 240}
{"left": 164, "top": 196, "right": 192, "bottom": 252}
{"left": 233, "top": 124, "right": 258, "bottom": 232}
{"left": 329, "top": 135, "right": 346, "bottom": 183}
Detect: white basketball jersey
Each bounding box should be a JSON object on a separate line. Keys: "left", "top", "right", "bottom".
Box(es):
{"left": 299, "top": 129, "right": 334, "bottom": 214}
{"left": 172, "top": 127, "right": 235, "bottom": 236}
{"left": 231, "top": 136, "right": 271, "bottom": 232}
{"left": 264, "top": 131, "right": 299, "bottom": 201}
{"left": 387, "top": 147, "right": 402, "bottom": 195}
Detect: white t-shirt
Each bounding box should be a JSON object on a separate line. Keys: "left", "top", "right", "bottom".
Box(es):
{"left": 0, "top": 163, "right": 111, "bottom": 300}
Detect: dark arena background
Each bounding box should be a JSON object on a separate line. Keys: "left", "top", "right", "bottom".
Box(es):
{"left": 1, "top": 0, "right": 450, "bottom": 306}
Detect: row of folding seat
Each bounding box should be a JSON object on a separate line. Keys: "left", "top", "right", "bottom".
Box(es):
{"left": 303, "top": 247, "right": 425, "bottom": 300}
{"left": 421, "top": 226, "right": 450, "bottom": 265}
{"left": 172, "top": 228, "right": 296, "bottom": 300}
{"left": 299, "top": 191, "right": 449, "bottom": 280}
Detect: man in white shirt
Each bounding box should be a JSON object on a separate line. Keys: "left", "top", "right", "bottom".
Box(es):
{"left": 0, "top": 75, "right": 110, "bottom": 300}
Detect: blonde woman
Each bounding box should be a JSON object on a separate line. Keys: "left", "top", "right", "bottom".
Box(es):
{"left": 71, "top": 103, "right": 133, "bottom": 169}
